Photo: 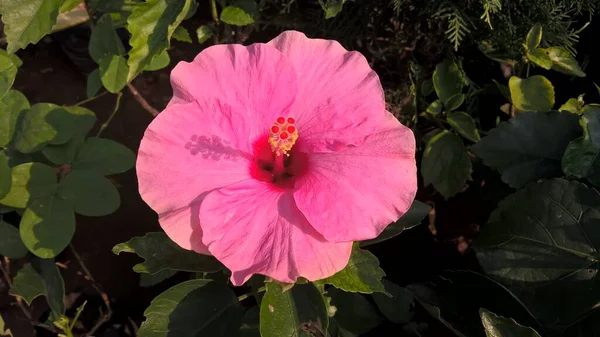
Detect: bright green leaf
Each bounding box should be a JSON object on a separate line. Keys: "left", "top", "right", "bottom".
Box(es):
{"left": 422, "top": 130, "right": 471, "bottom": 198}
{"left": 433, "top": 59, "right": 465, "bottom": 106}
{"left": 144, "top": 50, "right": 170, "bottom": 71}
{"left": 318, "top": 244, "right": 387, "bottom": 295}
{"left": 360, "top": 200, "right": 430, "bottom": 247}
{"left": 0, "top": 314, "right": 13, "bottom": 337}
{"left": 260, "top": 282, "right": 329, "bottom": 337}
{"left": 58, "top": 170, "right": 120, "bottom": 216}
{"left": 561, "top": 138, "right": 600, "bottom": 185}
{"left": 86, "top": 69, "right": 102, "bottom": 99}
{"left": 0, "top": 54, "right": 17, "bottom": 98}
{"left": 318, "top": 0, "right": 347, "bottom": 19}
{"left": 372, "top": 280, "right": 415, "bottom": 324}
{"left": 472, "top": 111, "right": 581, "bottom": 188}
{"left": 480, "top": 308, "right": 542, "bottom": 337}
{"left": 60, "top": 0, "right": 83, "bottom": 12}
{"left": 99, "top": 54, "right": 128, "bottom": 93}
{"left": 139, "top": 269, "right": 178, "bottom": 287}
{"left": 508, "top": 76, "right": 555, "bottom": 112}
{"left": 172, "top": 26, "right": 192, "bottom": 43}
{"left": 0, "top": 163, "right": 58, "bottom": 208}
{"left": 0, "top": 49, "right": 22, "bottom": 68}
{"left": 14, "top": 103, "right": 77, "bottom": 153}
{"left": 326, "top": 288, "right": 383, "bottom": 334}
{"left": 447, "top": 111, "right": 480, "bottom": 142}
{"left": 0, "top": 0, "right": 63, "bottom": 54}
{"left": 444, "top": 93, "right": 465, "bottom": 112}
{"left": 0, "top": 220, "right": 27, "bottom": 258}
{"left": 525, "top": 24, "right": 542, "bottom": 50}
{"left": 0, "top": 90, "right": 30, "bottom": 147}
{"left": 426, "top": 100, "right": 443, "bottom": 115}
{"left": 196, "top": 25, "right": 212, "bottom": 44}
{"left": 126, "top": 0, "right": 192, "bottom": 82}
{"left": 546, "top": 47, "right": 586, "bottom": 77}
{"left": 0, "top": 152, "right": 10, "bottom": 200}
{"left": 559, "top": 97, "right": 584, "bottom": 115}
{"left": 20, "top": 195, "right": 75, "bottom": 258}
{"left": 112, "top": 232, "right": 222, "bottom": 274}
{"left": 137, "top": 279, "right": 243, "bottom": 336}
{"left": 221, "top": 6, "right": 254, "bottom": 26}
{"left": 88, "top": 15, "right": 125, "bottom": 64}
{"left": 72, "top": 137, "right": 135, "bottom": 175}
{"left": 526, "top": 48, "right": 552, "bottom": 70}
{"left": 474, "top": 178, "right": 600, "bottom": 328}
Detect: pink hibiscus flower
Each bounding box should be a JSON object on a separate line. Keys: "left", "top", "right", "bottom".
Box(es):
{"left": 136, "top": 31, "right": 417, "bottom": 286}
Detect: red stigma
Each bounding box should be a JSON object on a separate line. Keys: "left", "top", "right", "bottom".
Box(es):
{"left": 271, "top": 125, "right": 280, "bottom": 133}
{"left": 280, "top": 132, "right": 289, "bottom": 140}
{"left": 287, "top": 117, "right": 295, "bottom": 124}
{"left": 287, "top": 125, "right": 296, "bottom": 133}
{"left": 277, "top": 117, "right": 285, "bottom": 124}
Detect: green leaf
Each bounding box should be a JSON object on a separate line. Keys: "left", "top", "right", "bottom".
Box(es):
{"left": 0, "top": 314, "right": 13, "bottom": 337}
{"left": 139, "top": 269, "right": 178, "bottom": 287}
{"left": 444, "top": 93, "right": 465, "bottom": 112}
{"left": 326, "top": 288, "right": 383, "bottom": 334}
{"left": 372, "top": 280, "right": 415, "bottom": 324}
{"left": 99, "top": 54, "right": 128, "bottom": 93}
{"left": 526, "top": 48, "right": 552, "bottom": 69}
{"left": 138, "top": 279, "right": 243, "bottom": 336}
{"left": 583, "top": 105, "right": 600, "bottom": 147}
{"left": 88, "top": 15, "right": 125, "bottom": 64}
{"left": 196, "top": 25, "right": 213, "bottom": 44}
{"left": 525, "top": 24, "right": 542, "bottom": 50}
{"left": 559, "top": 97, "right": 584, "bottom": 115}
{"left": 20, "top": 195, "right": 75, "bottom": 258}
{"left": 144, "top": 50, "right": 170, "bottom": 71}
{"left": 72, "top": 137, "right": 135, "bottom": 175}
{"left": 318, "top": 0, "right": 347, "bottom": 19}
{"left": 221, "top": 6, "right": 254, "bottom": 26}
{"left": 426, "top": 100, "right": 443, "bottom": 115}
{"left": 0, "top": 90, "right": 30, "bottom": 147}
{"left": 508, "top": 76, "right": 555, "bottom": 112}
{"left": 260, "top": 282, "right": 329, "bottom": 337}
{"left": 480, "top": 308, "right": 542, "bottom": 337}
{"left": 0, "top": 220, "right": 27, "bottom": 258}
{"left": 0, "top": 54, "right": 17, "bottom": 99}
{"left": 318, "top": 244, "right": 388, "bottom": 295}
{"left": 240, "top": 306, "right": 260, "bottom": 337}
{"left": 546, "top": 47, "right": 586, "bottom": 77}
{"left": 86, "top": 69, "right": 102, "bottom": 98}
{"left": 422, "top": 130, "right": 471, "bottom": 198}
{"left": 0, "top": 163, "right": 58, "bottom": 208}
{"left": 41, "top": 107, "right": 97, "bottom": 165}
{"left": 0, "top": 49, "right": 22, "bottom": 68}
{"left": 58, "top": 170, "right": 119, "bottom": 216}
{"left": 474, "top": 178, "right": 600, "bottom": 328}
{"left": 60, "top": 0, "right": 83, "bottom": 13}
{"left": 0, "top": 0, "right": 63, "bottom": 54}
{"left": 492, "top": 79, "right": 511, "bottom": 101}
{"left": 360, "top": 200, "right": 430, "bottom": 247}
{"left": 126, "top": 0, "right": 193, "bottom": 82}
{"left": 561, "top": 138, "right": 600, "bottom": 185}
{"left": 10, "top": 258, "right": 65, "bottom": 319}
{"left": 112, "top": 232, "right": 222, "bottom": 274}
{"left": 14, "top": 103, "right": 77, "bottom": 153}
{"left": 0, "top": 152, "right": 10, "bottom": 200}
{"left": 421, "top": 79, "right": 434, "bottom": 97}
{"left": 433, "top": 59, "right": 465, "bottom": 106}
{"left": 172, "top": 26, "right": 192, "bottom": 42}
{"left": 472, "top": 111, "right": 581, "bottom": 188}
{"left": 447, "top": 111, "right": 480, "bottom": 142}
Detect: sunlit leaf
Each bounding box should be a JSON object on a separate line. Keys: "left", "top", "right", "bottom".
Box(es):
{"left": 472, "top": 111, "right": 580, "bottom": 188}
{"left": 0, "top": 152, "right": 10, "bottom": 200}
{"left": 0, "top": 163, "right": 58, "bottom": 208}
{"left": 447, "top": 111, "right": 480, "bottom": 142}
{"left": 14, "top": 103, "right": 77, "bottom": 153}
{"left": 526, "top": 48, "right": 552, "bottom": 70}
{"left": 196, "top": 25, "right": 213, "bottom": 44}
{"left": 546, "top": 47, "right": 586, "bottom": 77}
{"left": 138, "top": 279, "right": 243, "bottom": 336}
{"left": 433, "top": 59, "right": 465, "bottom": 106}
{"left": 60, "top": 0, "right": 83, "bottom": 13}
{"left": 525, "top": 24, "right": 542, "bottom": 50}
{"left": 0, "top": 220, "right": 27, "bottom": 258}
{"left": 0, "top": 90, "right": 30, "bottom": 147}
{"left": 112, "top": 232, "right": 222, "bottom": 274}
{"left": 559, "top": 96, "right": 584, "bottom": 115}
{"left": 172, "top": 26, "right": 192, "bottom": 43}
{"left": 72, "top": 137, "right": 135, "bottom": 175}
{"left": 372, "top": 280, "right": 415, "bottom": 324}
{"left": 0, "top": 314, "right": 13, "bottom": 337}
{"left": 0, "top": 54, "right": 17, "bottom": 99}
{"left": 0, "top": 0, "right": 63, "bottom": 53}
{"left": 318, "top": 0, "right": 347, "bottom": 19}
{"left": 99, "top": 54, "right": 128, "bottom": 93}
{"left": 144, "top": 50, "right": 170, "bottom": 71}
{"left": 221, "top": 6, "right": 254, "bottom": 26}
{"left": 480, "top": 308, "right": 542, "bottom": 337}
{"left": 360, "top": 200, "right": 430, "bottom": 247}
{"left": 58, "top": 170, "right": 120, "bottom": 216}
{"left": 508, "top": 76, "right": 554, "bottom": 112}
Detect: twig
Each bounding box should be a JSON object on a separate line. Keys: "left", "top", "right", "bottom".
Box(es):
{"left": 126, "top": 83, "right": 159, "bottom": 117}
{"left": 210, "top": 0, "right": 219, "bottom": 23}
{"left": 69, "top": 244, "right": 113, "bottom": 337}
{"left": 73, "top": 91, "right": 110, "bottom": 107}
{"left": 1, "top": 258, "right": 33, "bottom": 321}
{"left": 96, "top": 92, "right": 123, "bottom": 137}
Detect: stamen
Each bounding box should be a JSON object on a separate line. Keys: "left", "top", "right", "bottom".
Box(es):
{"left": 268, "top": 116, "right": 298, "bottom": 156}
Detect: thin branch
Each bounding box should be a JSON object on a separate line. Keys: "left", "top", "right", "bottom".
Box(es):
{"left": 210, "top": 0, "right": 219, "bottom": 23}
{"left": 126, "top": 83, "right": 159, "bottom": 117}
{"left": 96, "top": 92, "right": 123, "bottom": 137}
{"left": 73, "top": 91, "right": 110, "bottom": 107}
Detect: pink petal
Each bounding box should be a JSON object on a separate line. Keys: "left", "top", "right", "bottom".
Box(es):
{"left": 294, "top": 112, "right": 417, "bottom": 242}
{"left": 268, "top": 31, "right": 386, "bottom": 153}
{"left": 199, "top": 179, "right": 352, "bottom": 285}
{"left": 169, "top": 43, "right": 298, "bottom": 139}
{"left": 136, "top": 99, "right": 254, "bottom": 252}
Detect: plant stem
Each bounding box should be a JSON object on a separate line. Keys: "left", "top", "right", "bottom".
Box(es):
{"left": 210, "top": 0, "right": 219, "bottom": 23}
{"left": 96, "top": 92, "right": 123, "bottom": 137}
{"left": 73, "top": 91, "right": 110, "bottom": 106}
{"left": 126, "top": 83, "right": 159, "bottom": 117}
{"left": 238, "top": 286, "right": 266, "bottom": 302}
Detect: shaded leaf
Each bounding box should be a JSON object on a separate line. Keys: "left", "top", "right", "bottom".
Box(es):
{"left": 88, "top": 15, "right": 124, "bottom": 64}
{"left": 196, "top": 25, "right": 213, "bottom": 44}
{"left": 0, "top": 90, "right": 30, "bottom": 147}
{"left": 546, "top": 47, "right": 586, "bottom": 77}
{"left": 144, "top": 50, "right": 170, "bottom": 71}
{"left": 112, "top": 232, "right": 222, "bottom": 274}
{"left": 493, "top": 79, "right": 511, "bottom": 101}
{"left": 99, "top": 54, "right": 128, "bottom": 93}
{"left": 58, "top": 170, "right": 120, "bottom": 216}
{"left": 0, "top": 54, "right": 17, "bottom": 99}
{"left": 0, "top": 152, "right": 10, "bottom": 200}
{"left": 561, "top": 138, "right": 600, "bottom": 186}
{"left": 318, "top": 244, "right": 387, "bottom": 295}
{"left": 86, "top": 69, "right": 102, "bottom": 99}
{"left": 421, "top": 79, "right": 434, "bottom": 97}
{"left": 526, "top": 48, "right": 552, "bottom": 70}
{"left": 20, "top": 195, "right": 75, "bottom": 258}
{"left": 172, "top": 26, "right": 192, "bottom": 42}
{"left": 372, "top": 279, "right": 415, "bottom": 324}
{"left": 447, "top": 111, "right": 480, "bottom": 142}
{"left": 0, "top": 0, "right": 63, "bottom": 53}
{"left": 0, "top": 220, "right": 27, "bottom": 258}
{"left": 0, "top": 163, "right": 58, "bottom": 208}
{"left": 126, "top": 0, "right": 192, "bottom": 81}
{"left": 0, "top": 314, "right": 12, "bottom": 337}
{"left": 433, "top": 59, "right": 465, "bottom": 106}
{"left": 260, "top": 282, "right": 328, "bottom": 337}
{"left": 480, "top": 308, "right": 542, "bottom": 337}
{"left": 72, "top": 137, "right": 135, "bottom": 175}
{"left": 582, "top": 105, "right": 600, "bottom": 147}
{"left": 422, "top": 130, "right": 471, "bottom": 198}
{"left": 472, "top": 111, "right": 580, "bottom": 188}
{"left": 138, "top": 279, "right": 243, "bottom": 336}
{"left": 240, "top": 306, "right": 260, "bottom": 337}
{"left": 508, "top": 76, "right": 554, "bottom": 112}
{"left": 525, "top": 24, "right": 542, "bottom": 50}
{"left": 318, "top": 0, "right": 347, "bottom": 19}
{"left": 474, "top": 178, "right": 600, "bottom": 329}
{"left": 8, "top": 263, "right": 44, "bottom": 304}
{"left": 327, "top": 288, "right": 383, "bottom": 334}
{"left": 41, "top": 106, "right": 97, "bottom": 165}
{"left": 140, "top": 269, "right": 178, "bottom": 287}
{"left": 60, "top": 0, "right": 83, "bottom": 12}
{"left": 426, "top": 100, "right": 442, "bottom": 115}
{"left": 360, "top": 199, "right": 430, "bottom": 247}
{"left": 14, "top": 103, "right": 77, "bottom": 153}
{"left": 444, "top": 93, "right": 465, "bottom": 112}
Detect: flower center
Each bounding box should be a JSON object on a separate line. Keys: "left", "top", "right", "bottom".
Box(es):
{"left": 268, "top": 117, "right": 298, "bottom": 156}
